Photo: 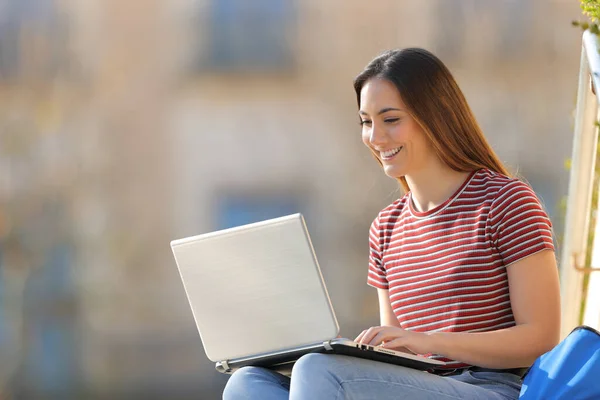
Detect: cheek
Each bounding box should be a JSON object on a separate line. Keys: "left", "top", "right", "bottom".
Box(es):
{"left": 389, "top": 124, "right": 408, "bottom": 141}
{"left": 405, "top": 119, "right": 425, "bottom": 139}
{"left": 393, "top": 120, "right": 424, "bottom": 146}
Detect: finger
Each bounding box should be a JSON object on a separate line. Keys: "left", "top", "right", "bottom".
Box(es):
{"left": 394, "top": 346, "right": 416, "bottom": 354}
{"left": 355, "top": 329, "right": 370, "bottom": 344}
{"left": 355, "top": 328, "right": 374, "bottom": 342}
{"left": 354, "top": 330, "right": 367, "bottom": 342}
{"left": 360, "top": 327, "right": 381, "bottom": 344}
{"left": 355, "top": 328, "right": 375, "bottom": 343}
{"left": 358, "top": 326, "right": 382, "bottom": 344}
{"left": 379, "top": 337, "right": 408, "bottom": 350}
{"left": 368, "top": 329, "right": 396, "bottom": 346}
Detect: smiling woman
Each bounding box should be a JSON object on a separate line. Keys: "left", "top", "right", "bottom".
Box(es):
{"left": 222, "top": 48, "right": 561, "bottom": 400}
{"left": 354, "top": 48, "right": 510, "bottom": 196}
{"left": 358, "top": 79, "right": 431, "bottom": 181}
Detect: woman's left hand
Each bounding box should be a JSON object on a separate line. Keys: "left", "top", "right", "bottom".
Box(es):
{"left": 354, "top": 326, "right": 435, "bottom": 355}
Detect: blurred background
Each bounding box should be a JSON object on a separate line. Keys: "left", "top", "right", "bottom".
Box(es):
{"left": 0, "top": 0, "right": 585, "bottom": 398}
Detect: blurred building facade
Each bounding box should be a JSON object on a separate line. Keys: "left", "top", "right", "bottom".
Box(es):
{"left": 0, "top": 0, "right": 583, "bottom": 398}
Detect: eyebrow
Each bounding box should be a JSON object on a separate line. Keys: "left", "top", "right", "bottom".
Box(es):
{"left": 359, "top": 107, "right": 404, "bottom": 116}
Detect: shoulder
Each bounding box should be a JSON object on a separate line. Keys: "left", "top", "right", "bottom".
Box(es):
{"left": 477, "top": 171, "right": 550, "bottom": 227}
{"left": 470, "top": 169, "right": 538, "bottom": 203}
{"left": 470, "top": 169, "right": 516, "bottom": 194}
{"left": 376, "top": 195, "right": 409, "bottom": 222}
{"left": 369, "top": 195, "right": 409, "bottom": 234}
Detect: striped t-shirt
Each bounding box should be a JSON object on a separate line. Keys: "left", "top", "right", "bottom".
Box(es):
{"left": 367, "top": 169, "right": 555, "bottom": 369}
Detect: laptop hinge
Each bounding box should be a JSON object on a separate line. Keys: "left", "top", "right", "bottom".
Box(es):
{"left": 323, "top": 340, "right": 333, "bottom": 351}
{"left": 221, "top": 360, "right": 232, "bottom": 373}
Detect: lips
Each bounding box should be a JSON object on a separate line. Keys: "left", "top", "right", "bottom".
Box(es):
{"left": 380, "top": 146, "right": 402, "bottom": 160}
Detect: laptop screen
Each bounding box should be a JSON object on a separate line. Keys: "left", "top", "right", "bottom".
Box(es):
{"left": 170, "top": 214, "right": 339, "bottom": 362}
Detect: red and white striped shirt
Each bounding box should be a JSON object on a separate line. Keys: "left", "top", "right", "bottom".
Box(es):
{"left": 367, "top": 169, "right": 555, "bottom": 368}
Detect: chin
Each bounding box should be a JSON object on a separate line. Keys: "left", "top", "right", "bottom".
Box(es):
{"left": 383, "top": 165, "right": 405, "bottom": 179}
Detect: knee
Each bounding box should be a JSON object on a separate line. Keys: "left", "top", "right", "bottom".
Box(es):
{"left": 292, "top": 353, "right": 340, "bottom": 381}
{"left": 222, "top": 367, "right": 259, "bottom": 399}
{"left": 290, "top": 354, "right": 346, "bottom": 398}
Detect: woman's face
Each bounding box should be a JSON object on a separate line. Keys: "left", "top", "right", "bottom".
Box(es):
{"left": 359, "top": 79, "right": 434, "bottom": 179}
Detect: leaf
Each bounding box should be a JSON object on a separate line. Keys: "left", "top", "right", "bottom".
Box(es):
{"left": 564, "top": 158, "right": 572, "bottom": 171}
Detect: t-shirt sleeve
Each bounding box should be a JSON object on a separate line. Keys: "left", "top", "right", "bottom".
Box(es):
{"left": 367, "top": 215, "right": 389, "bottom": 289}
{"left": 488, "top": 180, "right": 555, "bottom": 266}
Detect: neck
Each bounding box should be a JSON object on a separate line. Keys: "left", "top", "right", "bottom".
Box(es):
{"left": 405, "top": 163, "right": 473, "bottom": 213}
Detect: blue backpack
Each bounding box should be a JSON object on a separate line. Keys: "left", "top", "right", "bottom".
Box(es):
{"left": 519, "top": 325, "right": 600, "bottom": 399}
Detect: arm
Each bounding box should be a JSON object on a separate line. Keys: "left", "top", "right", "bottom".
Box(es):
{"left": 427, "top": 182, "right": 561, "bottom": 368}
{"left": 358, "top": 182, "right": 560, "bottom": 367}
{"left": 429, "top": 249, "right": 560, "bottom": 368}
{"left": 378, "top": 288, "right": 400, "bottom": 327}
{"left": 359, "top": 249, "right": 561, "bottom": 368}
{"left": 376, "top": 288, "right": 415, "bottom": 354}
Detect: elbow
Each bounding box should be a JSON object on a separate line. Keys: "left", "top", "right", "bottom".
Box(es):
{"left": 537, "top": 335, "right": 559, "bottom": 358}
{"left": 529, "top": 325, "right": 560, "bottom": 364}
{"left": 543, "top": 317, "right": 562, "bottom": 353}
{"left": 545, "top": 329, "right": 560, "bottom": 353}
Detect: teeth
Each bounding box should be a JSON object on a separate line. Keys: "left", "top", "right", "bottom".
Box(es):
{"left": 381, "top": 147, "right": 402, "bottom": 158}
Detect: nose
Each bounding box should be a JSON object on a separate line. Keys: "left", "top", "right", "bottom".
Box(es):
{"left": 369, "top": 123, "right": 387, "bottom": 148}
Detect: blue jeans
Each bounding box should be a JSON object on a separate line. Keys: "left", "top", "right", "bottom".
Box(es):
{"left": 222, "top": 353, "right": 522, "bottom": 400}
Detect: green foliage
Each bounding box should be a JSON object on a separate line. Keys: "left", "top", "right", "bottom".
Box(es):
{"left": 572, "top": 20, "right": 600, "bottom": 34}
{"left": 574, "top": 1, "right": 600, "bottom": 33}
{"left": 582, "top": 0, "right": 600, "bottom": 22}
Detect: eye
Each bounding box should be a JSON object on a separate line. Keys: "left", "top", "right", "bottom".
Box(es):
{"left": 384, "top": 118, "right": 400, "bottom": 124}
{"left": 360, "top": 120, "right": 372, "bottom": 126}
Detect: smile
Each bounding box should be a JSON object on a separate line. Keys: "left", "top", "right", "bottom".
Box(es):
{"left": 380, "top": 146, "right": 403, "bottom": 160}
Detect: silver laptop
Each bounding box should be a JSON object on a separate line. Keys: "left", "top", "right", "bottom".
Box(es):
{"left": 170, "top": 213, "right": 446, "bottom": 374}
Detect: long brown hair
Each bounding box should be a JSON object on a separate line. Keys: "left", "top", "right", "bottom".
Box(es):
{"left": 353, "top": 48, "right": 510, "bottom": 192}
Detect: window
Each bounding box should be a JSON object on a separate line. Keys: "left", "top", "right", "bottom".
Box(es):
{"left": 22, "top": 243, "right": 78, "bottom": 394}
{"left": 200, "top": 0, "right": 295, "bottom": 73}
{"left": 0, "top": 0, "right": 70, "bottom": 82}
{"left": 216, "top": 194, "right": 302, "bottom": 230}
{"left": 3, "top": 199, "right": 80, "bottom": 395}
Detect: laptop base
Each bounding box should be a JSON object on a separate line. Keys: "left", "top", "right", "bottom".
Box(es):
{"left": 216, "top": 338, "right": 444, "bottom": 374}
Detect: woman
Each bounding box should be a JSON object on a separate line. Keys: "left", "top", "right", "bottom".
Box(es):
{"left": 223, "top": 48, "right": 561, "bottom": 400}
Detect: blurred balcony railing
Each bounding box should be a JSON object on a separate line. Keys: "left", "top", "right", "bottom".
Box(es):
{"left": 560, "top": 30, "right": 600, "bottom": 337}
